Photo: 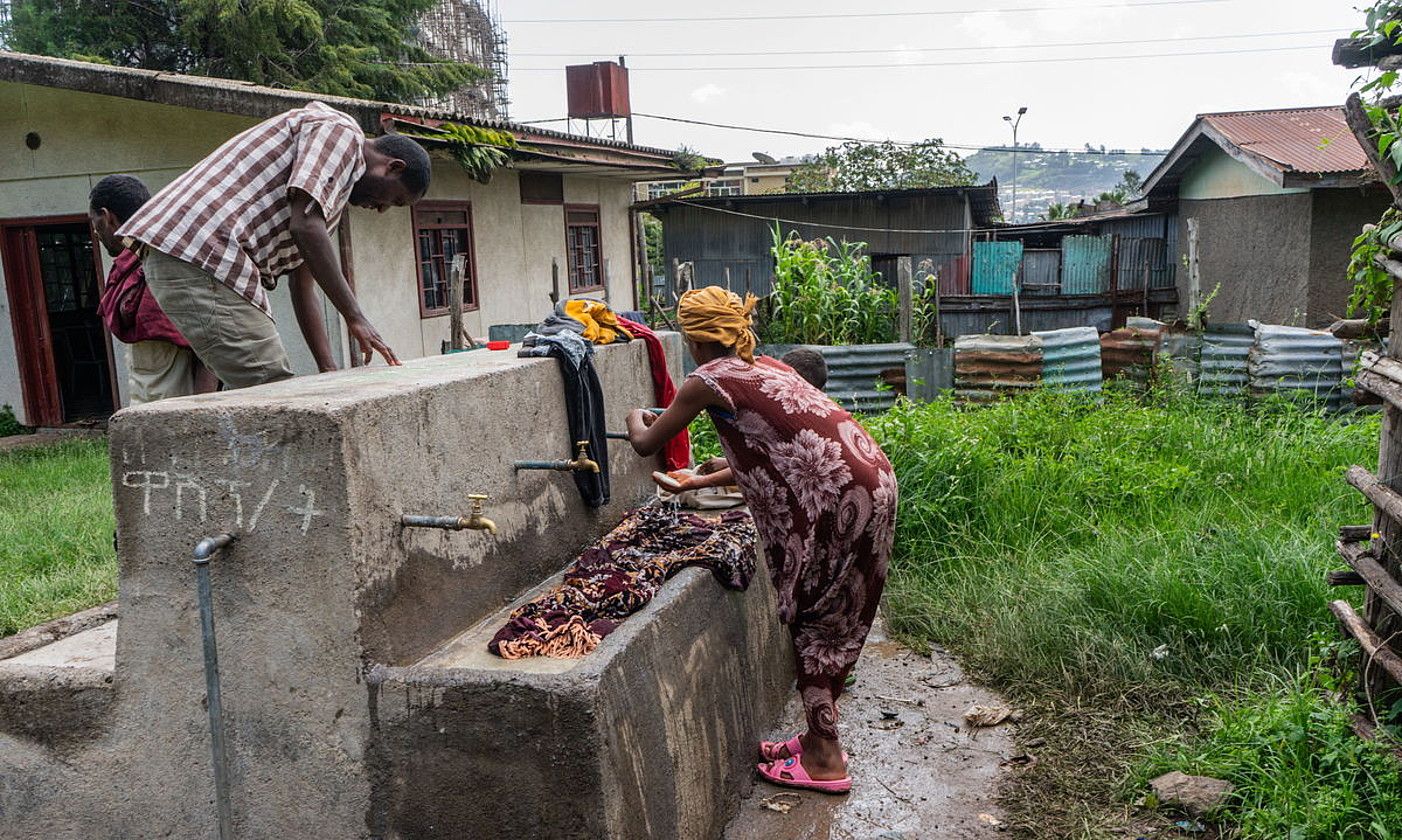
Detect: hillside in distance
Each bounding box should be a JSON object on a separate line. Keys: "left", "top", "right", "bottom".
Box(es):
{"left": 966, "top": 145, "right": 1167, "bottom": 222}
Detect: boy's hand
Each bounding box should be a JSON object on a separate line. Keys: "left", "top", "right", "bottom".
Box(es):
{"left": 696, "top": 457, "right": 729, "bottom": 475}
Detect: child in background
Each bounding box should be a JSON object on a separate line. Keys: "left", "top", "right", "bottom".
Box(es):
{"left": 90, "top": 175, "right": 218, "bottom": 402}
{"left": 626, "top": 287, "right": 897, "bottom": 794}
{"left": 662, "top": 347, "right": 829, "bottom": 494}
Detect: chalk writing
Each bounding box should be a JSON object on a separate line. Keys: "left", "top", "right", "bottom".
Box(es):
{"left": 172, "top": 473, "right": 208, "bottom": 522}
{"left": 121, "top": 471, "right": 169, "bottom": 515}
{"left": 286, "top": 485, "right": 325, "bottom": 535}
{"left": 212, "top": 479, "right": 252, "bottom": 527}
{"left": 247, "top": 479, "right": 281, "bottom": 532}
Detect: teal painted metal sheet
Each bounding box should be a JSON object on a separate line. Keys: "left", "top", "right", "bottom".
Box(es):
{"left": 1061, "top": 235, "right": 1112, "bottom": 295}
{"left": 972, "top": 241, "right": 1023, "bottom": 295}
{"left": 1033, "top": 327, "right": 1102, "bottom": 393}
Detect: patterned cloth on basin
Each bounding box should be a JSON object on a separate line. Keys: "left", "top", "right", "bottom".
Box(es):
{"left": 489, "top": 503, "right": 757, "bottom": 659}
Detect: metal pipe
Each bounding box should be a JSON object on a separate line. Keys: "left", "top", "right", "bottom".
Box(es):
{"left": 192, "top": 533, "right": 235, "bottom": 840}
{"left": 514, "top": 460, "right": 570, "bottom": 471}
{"left": 401, "top": 514, "right": 470, "bottom": 530}
{"left": 606, "top": 432, "right": 630, "bottom": 440}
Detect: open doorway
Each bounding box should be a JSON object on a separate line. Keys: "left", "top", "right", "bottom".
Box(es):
{"left": 1, "top": 217, "right": 116, "bottom": 426}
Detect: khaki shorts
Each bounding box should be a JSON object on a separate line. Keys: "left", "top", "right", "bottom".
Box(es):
{"left": 127, "top": 341, "right": 196, "bottom": 405}
{"left": 142, "top": 249, "right": 293, "bottom": 390}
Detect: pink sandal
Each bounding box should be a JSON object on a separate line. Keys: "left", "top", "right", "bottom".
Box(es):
{"left": 756, "top": 755, "right": 851, "bottom": 795}
{"left": 758, "top": 734, "right": 802, "bottom": 762}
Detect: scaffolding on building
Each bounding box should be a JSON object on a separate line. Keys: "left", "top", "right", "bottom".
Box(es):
{"left": 415, "top": 0, "right": 509, "bottom": 120}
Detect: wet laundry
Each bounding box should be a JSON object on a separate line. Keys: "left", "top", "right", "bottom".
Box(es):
{"left": 490, "top": 503, "right": 757, "bottom": 659}
{"left": 620, "top": 316, "right": 690, "bottom": 471}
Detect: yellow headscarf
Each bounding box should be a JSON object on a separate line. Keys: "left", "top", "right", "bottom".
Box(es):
{"left": 677, "top": 286, "right": 759, "bottom": 363}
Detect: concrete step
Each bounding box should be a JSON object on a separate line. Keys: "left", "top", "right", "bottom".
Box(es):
{"left": 368, "top": 550, "right": 792, "bottom": 840}
{"left": 0, "top": 619, "right": 116, "bottom": 746}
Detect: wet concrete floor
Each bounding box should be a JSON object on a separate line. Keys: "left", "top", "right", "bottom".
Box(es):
{"left": 725, "top": 619, "right": 1014, "bottom": 839}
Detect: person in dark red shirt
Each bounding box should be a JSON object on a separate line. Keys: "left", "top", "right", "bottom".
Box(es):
{"left": 90, "top": 175, "right": 217, "bottom": 402}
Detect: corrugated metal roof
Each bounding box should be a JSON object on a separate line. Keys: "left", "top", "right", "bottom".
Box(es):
{"left": 652, "top": 181, "right": 1004, "bottom": 228}
{"left": 1200, "top": 106, "right": 1366, "bottom": 176}
{"left": 0, "top": 50, "right": 689, "bottom": 163}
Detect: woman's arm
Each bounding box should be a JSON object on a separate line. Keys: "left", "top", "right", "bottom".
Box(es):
{"left": 627, "top": 376, "right": 722, "bottom": 457}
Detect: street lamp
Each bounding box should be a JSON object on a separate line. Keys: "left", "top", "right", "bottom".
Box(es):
{"left": 1003, "top": 106, "right": 1028, "bottom": 223}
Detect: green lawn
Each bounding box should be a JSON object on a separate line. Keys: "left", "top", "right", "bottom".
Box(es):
{"left": 859, "top": 388, "right": 1402, "bottom": 838}
{"left": 0, "top": 439, "right": 116, "bottom": 636}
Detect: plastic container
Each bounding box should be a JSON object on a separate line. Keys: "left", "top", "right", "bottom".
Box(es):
{"left": 487, "top": 340, "right": 511, "bottom": 351}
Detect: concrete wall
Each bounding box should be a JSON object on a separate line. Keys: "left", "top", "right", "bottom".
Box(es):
{"left": 1177, "top": 193, "right": 1313, "bottom": 325}
{"left": 0, "top": 80, "right": 640, "bottom": 425}
{"left": 0, "top": 337, "right": 727, "bottom": 838}
{"left": 1307, "top": 186, "right": 1393, "bottom": 326}
{"left": 1179, "top": 144, "right": 1303, "bottom": 200}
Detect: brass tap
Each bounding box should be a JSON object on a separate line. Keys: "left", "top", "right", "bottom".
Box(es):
{"left": 464, "top": 494, "right": 498, "bottom": 534}
{"left": 399, "top": 494, "right": 497, "bottom": 535}
{"left": 565, "top": 440, "right": 601, "bottom": 473}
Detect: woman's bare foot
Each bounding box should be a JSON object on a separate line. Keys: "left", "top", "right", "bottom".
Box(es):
{"left": 796, "top": 732, "right": 847, "bottom": 780}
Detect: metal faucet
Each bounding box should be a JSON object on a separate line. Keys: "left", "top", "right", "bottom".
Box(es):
{"left": 514, "top": 440, "right": 601, "bottom": 473}
{"left": 400, "top": 494, "right": 498, "bottom": 535}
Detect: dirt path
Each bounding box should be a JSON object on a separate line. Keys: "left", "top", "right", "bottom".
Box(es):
{"left": 725, "top": 619, "right": 1015, "bottom": 839}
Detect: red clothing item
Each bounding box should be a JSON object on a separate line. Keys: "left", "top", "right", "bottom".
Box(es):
{"left": 619, "top": 318, "right": 690, "bottom": 471}
{"left": 97, "top": 249, "right": 190, "bottom": 347}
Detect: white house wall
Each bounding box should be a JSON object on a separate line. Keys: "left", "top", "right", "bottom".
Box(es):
{"left": 0, "top": 80, "right": 642, "bottom": 425}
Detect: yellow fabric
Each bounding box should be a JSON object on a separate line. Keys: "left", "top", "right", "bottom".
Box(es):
{"left": 564, "top": 299, "right": 633, "bottom": 345}
{"left": 677, "top": 286, "right": 759, "bottom": 363}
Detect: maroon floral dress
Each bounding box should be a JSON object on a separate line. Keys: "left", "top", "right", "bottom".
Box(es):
{"left": 691, "top": 355, "right": 897, "bottom": 738}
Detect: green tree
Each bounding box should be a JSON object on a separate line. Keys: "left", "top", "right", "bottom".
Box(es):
{"left": 642, "top": 212, "right": 665, "bottom": 278}
{"left": 3, "top": 0, "right": 486, "bottom": 103}
{"left": 1043, "top": 202, "right": 1074, "bottom": 221}
{"left": 785, "top": 139, "right": 976, "bottom": 193}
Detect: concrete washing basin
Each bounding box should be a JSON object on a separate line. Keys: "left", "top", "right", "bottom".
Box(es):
{"left": 0, "top": 338, "right": 792, "bottom": 839}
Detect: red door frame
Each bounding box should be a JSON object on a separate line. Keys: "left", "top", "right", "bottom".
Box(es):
{"left": 0, "top": 215, "right": 116, "bottom": 427}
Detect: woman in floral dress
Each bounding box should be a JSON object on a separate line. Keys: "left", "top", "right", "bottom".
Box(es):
{"left": 625, "top": 286, "right": 897, "bottom": 793}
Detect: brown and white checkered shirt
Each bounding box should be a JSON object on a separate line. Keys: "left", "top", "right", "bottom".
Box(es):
{"left": 118, "top": 101, "right": 366, "bottom": 317}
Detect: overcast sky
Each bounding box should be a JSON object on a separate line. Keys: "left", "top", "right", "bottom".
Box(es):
{"left": 500, "top": 0, "right": 1364, "bottom": 163}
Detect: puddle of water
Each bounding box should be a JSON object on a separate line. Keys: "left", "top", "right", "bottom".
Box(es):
{"left": 726, "top": 621, "right": 1013, "bottom": 840}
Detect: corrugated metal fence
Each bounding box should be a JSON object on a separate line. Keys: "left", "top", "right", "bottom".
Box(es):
{"left": 972, "top": 242, "right": 1024, "bottom": 295}
{"left": 1061, "top": 235, "right": 1113, "bottom": 295}
{"left": 1035, "top": 327, "right": 1103, "bottom": 392}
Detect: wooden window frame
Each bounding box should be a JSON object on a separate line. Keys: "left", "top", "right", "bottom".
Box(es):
{"left": 564, "top": 203, "right": 605, "bottom": 294}
{"left": 412, "top": 201, "right": 480, "bottom": 319}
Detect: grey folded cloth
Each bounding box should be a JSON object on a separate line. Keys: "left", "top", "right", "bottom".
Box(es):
{"left": 519, "top": 330, "right": 591, "bottom": 370}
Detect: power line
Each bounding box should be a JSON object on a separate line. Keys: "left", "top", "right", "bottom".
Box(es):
{"left": 505, "top": 0, "right": 1231, "bottom": 24}
{"left": 629, "top": 112, "right": 1169, "bottom": 156}
{"left": 512, "top": 43, "right": 1326, "bottom": 72}
{"left": 513, "top": 28, "right": 1339, "bottom": 58}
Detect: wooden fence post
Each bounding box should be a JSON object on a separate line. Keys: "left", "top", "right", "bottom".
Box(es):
{"left": 1331, "top": 31, "right": 1402, "bottom": 707}
{"left": 1186, "top": 218, "right": 1201, "bottom": 318}
{"left": 897, "top": 256, "right": 913, "bottom": 344}
{"left": 449, "top": 253, "right": 466, "bottom": 352}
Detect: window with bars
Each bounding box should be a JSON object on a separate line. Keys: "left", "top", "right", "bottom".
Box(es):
{"left": 565, "top": 205, "right": 603, "bottom": 293}
{"left": 706, "top": 179, "right": 743, "bottom": 197}
{"left": 645, "top": 180, "right": 687, "bottom": 200}
{"left": 413, "top": 203, "right": 478, "bottom": 317}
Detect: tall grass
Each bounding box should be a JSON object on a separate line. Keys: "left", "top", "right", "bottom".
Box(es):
{"left": 865, "top": 388, "right": 1377, "bottom": 702}
{"left": 862, "top": 388, "right": 1385, "bottom": 837}
{"left": 0, "top": 440, "right": 115, "bottom": 635}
